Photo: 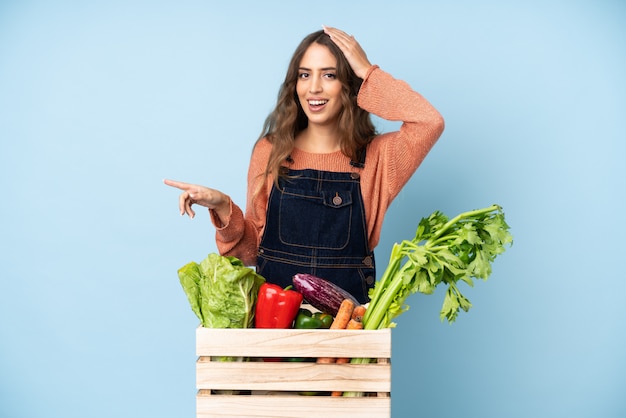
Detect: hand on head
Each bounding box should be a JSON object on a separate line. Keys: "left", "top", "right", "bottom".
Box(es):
{"left": 163, "top": 179, "right": 229, "bottom": 219}
{"left": 322, "top": 25, "right": 372, "bottom": 79}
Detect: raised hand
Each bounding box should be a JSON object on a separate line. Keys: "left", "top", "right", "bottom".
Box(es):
{"left": 322, "top": 25, "right": 372, "bottom": 79}
{"left": 163, "top": 179, "right": 229, "bottom": 219}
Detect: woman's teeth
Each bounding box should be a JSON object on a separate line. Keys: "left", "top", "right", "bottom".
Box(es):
{"left": 309, "top": 100, "right": 328, "bottom": 106}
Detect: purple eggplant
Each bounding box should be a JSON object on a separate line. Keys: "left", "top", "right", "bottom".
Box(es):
{"left": 292, "top": 273, "right": 359, "bottom": 317}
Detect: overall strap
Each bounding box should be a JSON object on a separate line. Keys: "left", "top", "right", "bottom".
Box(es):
{"left": 349, "top": 146, "right": 367, "bottom": 169}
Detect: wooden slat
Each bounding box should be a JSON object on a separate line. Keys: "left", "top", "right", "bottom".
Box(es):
{"left": 196, "top": 327, "right": 391, "bottom": 358}
{"left": 196, "top": 394, "right": 391, "bottom": 418}
{"left": 196, "top": 360, "right": 391, "bottom": 392}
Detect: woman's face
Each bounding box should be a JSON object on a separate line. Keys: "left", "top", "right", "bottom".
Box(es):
{"left": 296, "top": 43, "right": 343, "bottom": 128}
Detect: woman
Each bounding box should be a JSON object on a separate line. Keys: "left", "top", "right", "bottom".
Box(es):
{"left": 165, "top": 26, "right": 444, "bottom": 303}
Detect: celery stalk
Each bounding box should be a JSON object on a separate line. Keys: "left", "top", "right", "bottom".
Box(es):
{"left": 344, "top": 205, "right": 512, "bottom": 397}
{"left": 364, "top": 204, "right": 512, "bottom": 329}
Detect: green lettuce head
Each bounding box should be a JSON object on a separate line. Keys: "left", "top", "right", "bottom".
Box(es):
{"left": 178, "top": 253, "right": 265, "bottom": 328}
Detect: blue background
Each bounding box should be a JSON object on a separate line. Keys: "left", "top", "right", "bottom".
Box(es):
{"left": 1, "top": 1, "right": 624, "bottom": 417}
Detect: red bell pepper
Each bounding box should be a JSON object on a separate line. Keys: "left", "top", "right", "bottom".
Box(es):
{"left": 254, "top": 283, "right": 303, "bottom": 329}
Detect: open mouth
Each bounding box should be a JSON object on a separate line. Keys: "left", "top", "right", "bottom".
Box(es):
{"left": 308, "top": 99, "right": 328, "bottom": 106}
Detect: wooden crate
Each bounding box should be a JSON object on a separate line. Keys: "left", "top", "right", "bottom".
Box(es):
{"left": 196, "top": 327, "right": 391, "bottom": 418}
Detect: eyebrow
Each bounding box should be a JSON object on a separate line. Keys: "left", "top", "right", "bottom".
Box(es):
{"left": 298, "top": 66, "right": 337, "bottom": 71}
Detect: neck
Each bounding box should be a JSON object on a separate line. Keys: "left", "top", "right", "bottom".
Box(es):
{"left": 295, "top": 126, "right": 341, "bottom": 154}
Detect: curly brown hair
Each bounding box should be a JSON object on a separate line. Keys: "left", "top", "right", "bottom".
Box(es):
{"left": 255, "top": 30, "right": 377, "bottom": 185}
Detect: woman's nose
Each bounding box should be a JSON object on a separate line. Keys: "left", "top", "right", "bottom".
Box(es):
{"left": 309, "top": 76, "right": 322, "bottom": 93}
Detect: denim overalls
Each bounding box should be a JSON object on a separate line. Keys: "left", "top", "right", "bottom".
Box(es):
{"left": 256, "top": 151, "right": 375, "bottom": 303}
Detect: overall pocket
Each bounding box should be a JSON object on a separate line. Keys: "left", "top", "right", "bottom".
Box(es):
{"left": 278, "top": 187, "right": 353, "bottom": 249}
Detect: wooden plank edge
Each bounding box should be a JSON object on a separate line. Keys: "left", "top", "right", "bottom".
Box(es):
{"left": 196, "top": 393, "right": 391, "bottom": 418}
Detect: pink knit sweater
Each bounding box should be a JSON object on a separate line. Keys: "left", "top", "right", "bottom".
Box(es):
{"left": 210, "top": 65, "right": 445, "bottom": 266}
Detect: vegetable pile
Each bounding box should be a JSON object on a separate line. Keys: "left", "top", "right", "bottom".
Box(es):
{"left": 176, "top": 204, "right": 512, "bottom": 396}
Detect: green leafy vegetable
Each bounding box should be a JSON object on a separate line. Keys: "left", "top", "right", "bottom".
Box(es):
{"left": 363, "top": 204, "right": 513, "bottom": 329}
{"left": 178, "top": 253, "right": 266, "bottom": 328}
{"left": 344, "top": 205, "right": 512, "bottom": 397}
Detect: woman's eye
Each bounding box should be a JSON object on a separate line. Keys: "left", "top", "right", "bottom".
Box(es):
{"left": 324, "top": 73, "right": 337, "bottom": 79}
{"left": 298, "top": 72, "right": 309, "bottom": 79}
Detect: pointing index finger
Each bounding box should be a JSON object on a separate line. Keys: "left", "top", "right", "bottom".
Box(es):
{"left": 163, "top": 178, "right": 190, "bottom": 190}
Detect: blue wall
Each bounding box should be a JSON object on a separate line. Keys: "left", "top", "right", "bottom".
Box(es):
{"left": 1, "top": 1, "right": 624, "bottom": 417}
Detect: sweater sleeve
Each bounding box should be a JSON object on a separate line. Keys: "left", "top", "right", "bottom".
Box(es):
{"left": 357, "top": 66, "right": 445, "bottom": 200}
{"left": 209, "top": 139, "right": 272, "bottom": 266}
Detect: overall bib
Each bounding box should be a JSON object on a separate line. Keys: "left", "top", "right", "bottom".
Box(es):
{"left": 256, "top": 152, "right": 375, "bottom": 304}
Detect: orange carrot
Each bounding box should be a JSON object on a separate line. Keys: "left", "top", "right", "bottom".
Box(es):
{"left": 332, "top": 319, "right": 364, "bottom": 365}
{"left": 331, "top": 317, "right": 364, "bottom": 396}
{"left": 346, "top": 318, "right": 364, "bottom": 330}
{"left": 351, "top": 305, "right": 366, "bottom": 322}
{"left": 331, "top": 355, "right": 350, "bottom": 396}
{"left": 333, "top": 354, "right": 352, "bottom": 368}
{"left": 329, "top": 299, "right": 355, "bottom": 329}
{"left": 317, "top": 299, "right": 355, "bottom": 364}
